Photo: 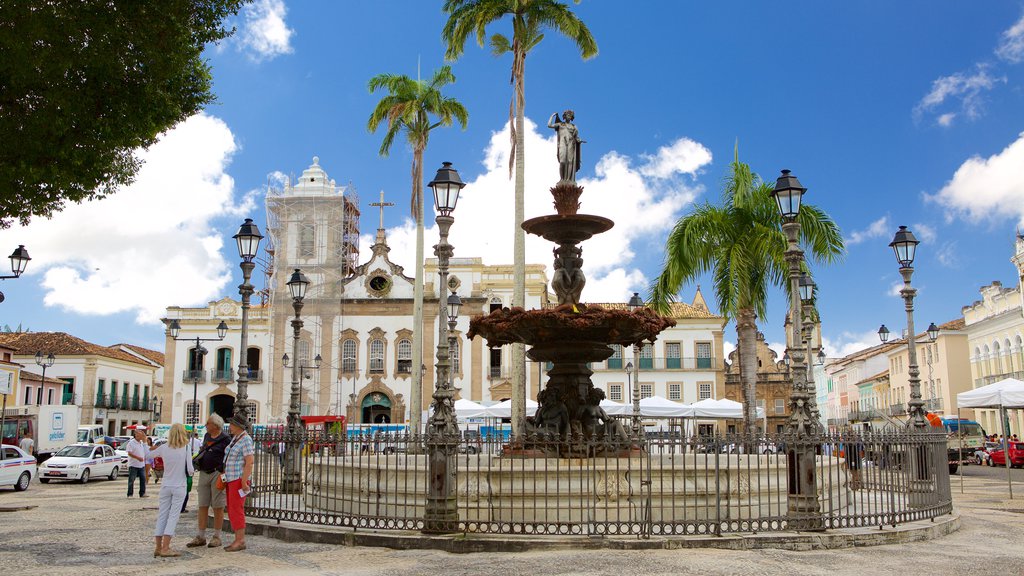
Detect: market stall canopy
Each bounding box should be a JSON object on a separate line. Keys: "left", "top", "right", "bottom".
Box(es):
{"left": 690, "top": 398, "right": 765, "bottom": 419}
{"left": 486, "top": 398, "right": 539, "bottom": 418}
{"left": 599, "top": 399, "right": 628, "bottom": 416}
{"left": 957, "top": 378, "right": 1024, "bottom": 409}
{"left": 635, "top": 395, "right": 693, "bottom": 417}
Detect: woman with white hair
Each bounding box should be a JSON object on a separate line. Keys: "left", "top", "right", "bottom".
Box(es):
{"left": 150, "top": 422, "right": 194, "bottom": 557}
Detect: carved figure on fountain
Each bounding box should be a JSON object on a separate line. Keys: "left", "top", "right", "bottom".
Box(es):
{"left": 526, "top": 387, "right": 570, "bottom": 438}
{"left": 548, "top": 110, "right": 583, "bottom": 184}
{"left": 551, "top": 246, "right": 585, "bottom": 306}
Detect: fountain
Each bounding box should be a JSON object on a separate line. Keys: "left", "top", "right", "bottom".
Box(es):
{"left": 468, "top": 109, "right": 676, "bottom": 454}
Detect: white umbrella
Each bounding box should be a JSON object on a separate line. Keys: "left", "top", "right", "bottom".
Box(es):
{"left": 690, "top": 398, "right": 764, "bottom": 419}
{"left": 635, "top": 395, "right": 693, "bottom": 417}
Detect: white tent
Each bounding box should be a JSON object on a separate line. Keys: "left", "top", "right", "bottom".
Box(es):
{"left": 599, "top": 399, "right": 629, "bottom": 415}
{"left": 485, "top": 398, "right": 538, "bottom": 418}
{"left": 423, "top": 398, "right": 491, "bottom": 421}
{"left": 690, "top": 398, "right": 765, "bottom": 419}
{"left": 957, "top": 378, "right": 1024, "bottom": 409}
{"left": 634, "top": 395, "right": 693, "bottom": 417}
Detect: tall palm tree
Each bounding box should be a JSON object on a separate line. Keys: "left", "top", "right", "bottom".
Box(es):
{"left": 442, "top": 0, "right": 597, "bottom": 435}
{"left": 649, "top": 151, "right": 844, "bottom": 436}
{"left": 368, "top": 65, "right": 468, "bottom": 434}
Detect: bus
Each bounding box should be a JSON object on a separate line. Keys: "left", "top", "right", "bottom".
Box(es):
{"left": 941, "top": 417, "right": 987, "bottom": 474}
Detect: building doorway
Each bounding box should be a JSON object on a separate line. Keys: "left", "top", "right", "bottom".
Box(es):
{"left": 210, "top": 394, "right": 234, "bottom": 423}
{"left": 361, "top": 392, "right": 392, "bottom": 424}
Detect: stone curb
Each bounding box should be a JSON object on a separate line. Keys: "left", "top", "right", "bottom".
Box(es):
{"left": 237, "top": 511, "right": 961, "bottom": 553}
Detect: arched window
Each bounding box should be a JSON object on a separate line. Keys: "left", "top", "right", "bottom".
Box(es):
{"left": 342, "top": 339, "right": 357, "bottom": 373}
{"left": 993, "top": 341, "right": 1002, "bottom": 374}
{"left": 397, "top": 339, "right": 412, "bottom": 374}
{"left": 298, "top": 340, "right": 310, "bottom": 365}
{"left": 369, "top": 339, "right": 385, "bottom": 373}
{"left": 449, "top": 337, "right": 460, "bottom": 373}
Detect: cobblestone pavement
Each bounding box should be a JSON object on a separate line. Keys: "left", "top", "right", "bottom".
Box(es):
{"left": 0, "top": 470, "right": 1022, "bottom": 576}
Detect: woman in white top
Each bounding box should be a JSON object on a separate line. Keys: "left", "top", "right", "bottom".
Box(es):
{"left": 149, "top": 423, "right": 195, "bottom": 557}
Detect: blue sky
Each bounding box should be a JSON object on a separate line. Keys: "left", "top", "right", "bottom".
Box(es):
{"left": 3, "top": 1, "right": 1024, "bottom": 360}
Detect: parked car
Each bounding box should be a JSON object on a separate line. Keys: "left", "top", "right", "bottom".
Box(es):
{"left": 114, "top": 448, "right": 129, "bottom": 474}
{"left": 973, "top": 441, "right": 1001, "bottom": 465}
{"left": 988, "top": 442, "right": 1024, "bottom": 468}
{"left": 0, "top": 445, "right": 37, "bottom": 491}
{"left": 39, "top": 443, "right": 121, "bottom": 484}
{"left": 108, "top": 436, "right": 132, "bottom": 450}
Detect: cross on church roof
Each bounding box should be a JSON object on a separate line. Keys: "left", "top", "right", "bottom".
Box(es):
{"left": 370, "top": 190, "right": 394, "bottom": 230}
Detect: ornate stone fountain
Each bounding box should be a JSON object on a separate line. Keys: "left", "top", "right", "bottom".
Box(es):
{"left": 468, "top": 110, "right": 676, "bottom": 453}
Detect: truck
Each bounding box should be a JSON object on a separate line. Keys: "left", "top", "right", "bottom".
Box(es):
{"left": 941, "top": 417, "right": 987, "bottom": 474}
{"left": 1, "top": 405, "right": 80, "bottom": 462}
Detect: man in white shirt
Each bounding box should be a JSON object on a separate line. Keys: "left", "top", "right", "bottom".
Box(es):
{"left": 125, "top": 426, "right": 149, "bottom": 498}
{"left": 18, "top": 435, "right": 34, "bottom": 456}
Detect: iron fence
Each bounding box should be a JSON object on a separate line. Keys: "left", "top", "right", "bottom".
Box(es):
{"left": 246, "top": 429, "right": 952, "bottom": 538}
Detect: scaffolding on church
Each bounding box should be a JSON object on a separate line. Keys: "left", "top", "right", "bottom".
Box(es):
{"left": 264, "top": 157, "right": 361, "bottom": 422}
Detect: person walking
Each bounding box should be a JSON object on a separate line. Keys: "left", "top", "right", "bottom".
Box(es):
{"left": 125, "top": 427, "right": 149, "bottom": 498}
{"left": 18, "top": 435, "right": 34, "bottom": 457}
{"left": 150, "top": 423, "right": 195, "bottom": 558}
{"left": 222, "top": 413, "right": 254, "bottom": 552}
{"left": 185, "top": 414, "right": 230, "bottom": 549}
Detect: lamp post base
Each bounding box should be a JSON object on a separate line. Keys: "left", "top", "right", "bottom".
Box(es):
{"left": 787, "top": 444, "right": 824, "bottom": 531}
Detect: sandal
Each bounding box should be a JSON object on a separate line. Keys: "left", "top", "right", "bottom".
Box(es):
{"left": 158, "top": 549, "right": 182, "bottom": 557}
{"left": 224, "top": 543, "right": 247, "bottom": 552}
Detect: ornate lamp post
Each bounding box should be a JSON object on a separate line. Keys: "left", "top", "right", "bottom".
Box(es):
{"left": 771, "top": 169, "right": 823, "bottom": 530}
{"left": 283, "top": 268, "right": 310, "bottom": 493}
{"left": 232, "top": 218, "right": 263, "bottom": 424}
{"left": 169, "top": 319, "right": 228, "bottom": 426}
{"left": 628, "top": 293, "right": 644, "bottom": 435}
{"left": 0, "top": 245, "right": 30, "bottom": 304}
{"left": 282, "top": 352, "right": 322, "bottom": 411}
{"left": 34, "top": 351, "right": 55, "bottom": 405}
{"left": 888, "top": 226, "right": 926, "bottom": 428}
{"left": 799, "top": 274, "right": 821, "bottom": 423}
{"left": 423, "top": 161, "right": 465, "bottom": 534}
{"left": 447, "top": 291, "right": 462, "bottom": 390}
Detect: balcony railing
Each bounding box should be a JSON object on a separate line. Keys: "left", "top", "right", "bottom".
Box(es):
{"left": 245, "top": 369, "right": 263, "bottom": 383}
{"left": 61, "top": 393, "right": 79, "bottom": 406}
{"left": 725, "top": 372, "right": 791, "bottom": 385}
{"left": 489, "top": 365, "right": 510, "bottom": 379}
{"left": 182, "top": 369, "right": 206, "bottom": 383}
{"left": 889, "top": 404, "right": 907, "bottom": 416}
{"left": 600, "top": 357, "right": 720, "bottom": 371}
{"left": 975, "top": 370, "right": 1024, "bottom": 388}
{"left": 924, "top": 397, "right": 944, "bottom": 412}
{"left": 211, "top": 368, "right": 234, "bottom": 383}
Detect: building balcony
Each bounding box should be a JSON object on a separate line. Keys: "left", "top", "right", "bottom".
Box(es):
{"left": 61, "top": 393, "right": 80, "bottom": 406}
{"left": 211, "top": 368, "right": 234, "bottom": 384}
{"left": 924, "top": 397, "right": 944, "bottom": 412}
{"left": 243, "top": 369, "right": 263, "bottom": 383}
{"left": 725, "top": 372, "right": 791, "bottom": 386}
{"left": 489, "top": 365, "right": 510, "bottom": 380}
{"left": 601, "top": 357, "right": 719, "bottom": 371}
{"left": 889, "top": 404, "right": 907, "bottom": 416}
{"left": 975, "top": 370, "right": 1024, "bottom": 388}
{"left": 182, "top": 370, "right": 207, "bottom": 383}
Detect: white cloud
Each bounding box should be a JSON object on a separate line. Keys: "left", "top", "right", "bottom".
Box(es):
{"left": 913, "top": 65, "right": 1005, "bottom": 125}
{"left": 936, "top": 241, "right": 960, "bottom": 268}
{"left": 767, "top": 341, "right": 787, "bottom": 360}
{"left": 846, "top": 216, "right": 890, "bottom": 245}
{"left": 888, "top": 282, "right": 903, "bottom": 297}
{"left": 928, "top": 132, "right": 1024, "bottom": 225}
{"left": 384, "top": 117, "right": 711, "bottom": 303}
{"left": 638, "top": 138, "right": 713, "bottom": 180}
{"left": 996, "top": 13, "right": 1024, "bottom": 63}
{"left": 937, "top": 113, "right": 956, "bottom": 127}
{"left": 723, "top": 340, "right": 736, "bottom": 360}
{"left": 2, "top": 114, "right": 250, "bottom": 324}
{"left": 912, "top": 223, "right": 937, "bottom": 244}
{"left": 822, "top": 329, "right": 883, "bottom": 359}
{"left": 236, "top": 0, "right": 294, "bottom": 62}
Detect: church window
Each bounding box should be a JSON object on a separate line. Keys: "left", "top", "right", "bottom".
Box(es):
{"left": 369, "top": 339, "right": 385, "bottom": 373}
{"left": 299, "top": 224, "right": 315, "bottom": 258}
{"left": 397, "top": 339, "right": 412, "bottom": 374}
{"left": 298, "top": 340, "right": 310, "bottom": 365}
{"left": 342, "top": 340, "right": 357, "bottom": 373}
{"left": 449, "top": 337, "right": 460, "bottom": 373}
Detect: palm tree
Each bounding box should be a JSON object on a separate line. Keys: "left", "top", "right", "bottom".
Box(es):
{"left": 442, "top": 0, "right": 597, "bottom": 435}
{"left": 367, "top": 65, "right": 468, "bottom": 435}
{"left": 649, "top": 151, "right": 843, "bottom": 436}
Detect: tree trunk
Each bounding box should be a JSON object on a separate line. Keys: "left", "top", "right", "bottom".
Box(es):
{"left": 736, "top": 308, "right": 759, "bottom": 437}
{"left": 410, "top": 149, "right": 425, "bottom": 435}
{"left": 511, "top": 63, "right": 527, "bottom": 437}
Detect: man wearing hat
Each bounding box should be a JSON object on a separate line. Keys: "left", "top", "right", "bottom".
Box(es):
{"left": 125, "top": 426, "right": 150, "bottom": 498}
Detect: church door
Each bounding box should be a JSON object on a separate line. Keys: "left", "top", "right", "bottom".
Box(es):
{"left": 361, "top": 392, "right": 392, "bottom": 424}
{"left": 210, "top": 394, "right": 235, "bottom": 423}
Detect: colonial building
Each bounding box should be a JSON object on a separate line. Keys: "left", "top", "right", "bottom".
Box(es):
{"left": 0, "top": 332, "right": 162, "bottom": 435}
{"left": 724, "top": 332, "right": 792, "bottom": 433}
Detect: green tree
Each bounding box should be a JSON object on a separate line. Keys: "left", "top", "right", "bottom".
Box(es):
{"left": 367, "top": 65, "right": 468, "bottom": 433}
{"left": 442, "top": 0, "right": 597, "bottom": 435}
{"left": 650, "top": 152, "right": 844, "bottom": 435}
{"left": 0, "top": 0, "right": 248, "bottom": 228}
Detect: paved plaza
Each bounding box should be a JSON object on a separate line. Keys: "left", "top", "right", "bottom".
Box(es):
{"left": 0, "top": 466, "right": 1022, "bottom": 576}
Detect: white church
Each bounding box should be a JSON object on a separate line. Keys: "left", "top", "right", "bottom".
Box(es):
{"left": 159, "top": 157, "right": 726, "bottom": 428}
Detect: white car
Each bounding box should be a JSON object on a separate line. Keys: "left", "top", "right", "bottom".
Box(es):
{"left": 0, "top": 445, "right": 37, "bottom": 491}
{"left": 39, "top": 443, "right": 121, "bottom": 484}
{"left": 114, "top": 448, "right": 129, "bottom": 474}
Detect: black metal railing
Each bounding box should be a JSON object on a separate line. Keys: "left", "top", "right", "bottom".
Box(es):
{"left": 212, "top": 368, "right": 235, "bottom": 383}
{"left": 247, "top": 429, "right": 952, "bottom": 538}
{"left": 182, "top": 369, "right": 206, "bottom": 383}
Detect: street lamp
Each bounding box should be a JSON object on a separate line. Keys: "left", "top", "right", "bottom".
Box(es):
{"left": 799, "top": 274, "right": 821, "bottom": 423}
{"left": 168, "top": 318, "right": 228, "bottom": 426}
{"left": 232, "top": 218, "right": 263, "bottom": 424}
{"left": 878, "top": 324, "right": 890, "bottom": 343}
{"left": 926, "top": 322, "right": 939, "bottom": 343}
{"left": 628, "top": 292, "right": 644, "bottom": 435}
{"left": 283, "top": 267, "right": 310, "bottom": 493}
{"left": 0, "top": 245, "right": 31, "bottom": 304}
{"left": 625, "top": 360, "right": 634, "bottom": 414}
{"left": 447, "top": 291, "right": 462, "bottom": 389}
{"left": 150, "top": 397, "right": 163, "bottom": 425}
{"left": 771, "top": 168, "right": 821, "bottom": 530}
{"left": 888, "top": 225, "right": 926, "bottom": 428}
{"left": 423, "top": 161, "right": 465, "bottom": 534}
{"left": 34, "top": 351, "right": 55, "bottom": 405}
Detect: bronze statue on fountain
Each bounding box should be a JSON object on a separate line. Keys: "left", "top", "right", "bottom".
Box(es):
{"left": 468, "top": 110, "right": 676, "bottom": 456}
